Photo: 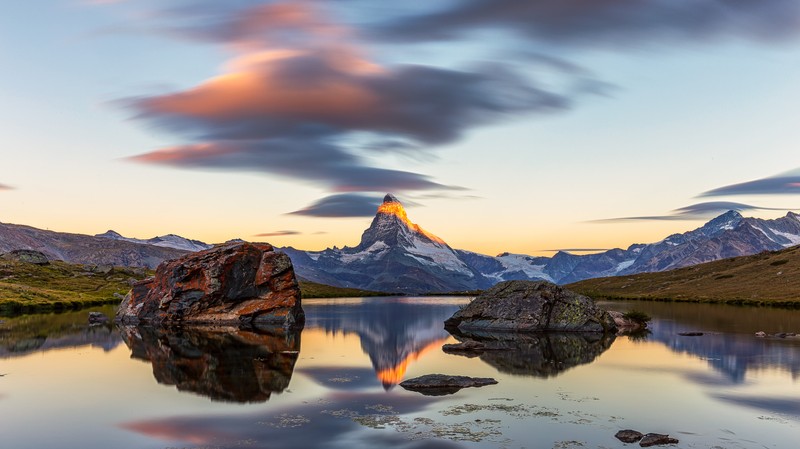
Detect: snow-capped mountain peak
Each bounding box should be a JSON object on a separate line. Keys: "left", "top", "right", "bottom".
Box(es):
{"left": 357, "top": 193, "right": 448, "bottom": 250}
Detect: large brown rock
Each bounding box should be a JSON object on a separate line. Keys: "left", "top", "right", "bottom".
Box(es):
{"left": 445, "top": 280, "right": 616, "bottom": 333}
{"left": 116, "top": 242, "right": 304, "bottom": 327}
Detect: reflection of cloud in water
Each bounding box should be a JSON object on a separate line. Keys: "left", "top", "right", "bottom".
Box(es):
{"left": 646, "top": 320, "right": 800, "bottom": 383}
{"left": 712, "top": 394, "right": 800, "bottom": 417}
{"left": 298, "top": 367, "right": 382, "bottom": 391}
{"left": 446, "top": 331, "right": 615, "bottom": 378}
{"left": 120, "top": 391, "right": 461, "bottom": 449}
{"left": 304, "top": 298, "right": 462, "bottom": 388}
{"left": 119, "top": 325, "right": 300, "bottom": 403}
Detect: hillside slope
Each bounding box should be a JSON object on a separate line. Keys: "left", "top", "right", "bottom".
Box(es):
{"left": 568, "top": 245, "right": 800, "bottom": 306}
{"left": 0, "top": 258, "right": 150, "bottom": 314}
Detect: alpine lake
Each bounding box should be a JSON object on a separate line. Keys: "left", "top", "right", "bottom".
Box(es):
{"left": 1, "top": 297, "right": 799, "bottom": 449}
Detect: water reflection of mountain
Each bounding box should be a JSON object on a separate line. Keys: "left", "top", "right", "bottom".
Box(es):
{"left": 119, "top": 326, "right": 300, "bottom": 403}
{"left": 447, "top": 331, "right": 615, "bottom": 378}
{"left": 304, "top": 298, "right": 464, "bottom": 388}
{"left": 647, "top": 320, "right": 800, "bottom": 382}
{"left": 0, "top": 308, "right": 122, "bottom": 358}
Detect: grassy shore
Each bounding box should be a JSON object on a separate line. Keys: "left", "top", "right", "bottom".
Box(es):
{"left": 568, "top": 245, "right": 800, "bottom": 308}
{"left": 0, "top": 259, "right": 149, "bottom": 315}
{"left": 0, "top": 259, "right": 396, "bottom": 315}
{"left": 298, "top": 279, "right": 395, "bottom": 298}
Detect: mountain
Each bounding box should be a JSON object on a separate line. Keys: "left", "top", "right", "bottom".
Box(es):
{"left": 284, "top": 194, "right": 483, "bottom": 293}
{"left": 95, "top": 230, "right": 213, "bottom": 252}
{"left": 0, "top": 221, "right": 187, "bottom": 268}
{"left": 285, "top": 195, "right": 800, "bottom": 293}
{"left": 568, "top": 244, "right": 800, "bottom": 306}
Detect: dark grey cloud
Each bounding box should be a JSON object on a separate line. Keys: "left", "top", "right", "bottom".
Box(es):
{"left": 288, "top": 193, "right": 380, "bottom": 217}
{"left": 376, "top": 0, "right": 800, "bottom": 48}
{"left": 254, "top": 230, "right": 301, "bottom": 237}
{"left": 591, "top": 201, "right": 790, "bottom": 222}
{"left": 0, "top": 183, "right": 13, "bottom": 191}
{"left": 700, "top": 169, "right": 800, "bottom": 197}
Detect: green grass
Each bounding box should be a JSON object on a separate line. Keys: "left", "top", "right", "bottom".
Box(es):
{"left": 0, "top": 259, "right": 150, "bottom": 315}
{"left": 568, "top": 245, "right": 800, "bottom": 308}
{"left": 298, "top": 279, "right": 395, "bottom": 298}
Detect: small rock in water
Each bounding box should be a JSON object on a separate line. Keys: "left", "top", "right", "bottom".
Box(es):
{"left": 615, "top": 429, "right": 644, "bottom": 443}
{"left": 639, "top": 433, "right": 679, "bottom": 447}
{"left": 776, "top": 332, "right": 788, "bottom": 338}
{"left": 442, "top": 340, "right": 487, "bottom": 353}
{"left": 88, "top": 312, "right": 109, "bottom": 324}
{"left": 400, "top": 374, "right": 497, "bottom": 396}
{"left": 755, "top": 331, "right": 767, "bottom": 338}
{"left": 678, "top": 332, "right": 703, "bottom": 336}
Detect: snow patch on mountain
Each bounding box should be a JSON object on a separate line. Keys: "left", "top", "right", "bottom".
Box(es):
{"left": 405, "top": 236, "right": 472, "bottom": 276}
{"left": 496, "top": 253, "right": 553, "bottom": 281}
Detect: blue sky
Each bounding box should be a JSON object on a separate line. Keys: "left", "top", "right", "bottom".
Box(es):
{"left": 1, "top": 0, "right": 799, "bottom": 255}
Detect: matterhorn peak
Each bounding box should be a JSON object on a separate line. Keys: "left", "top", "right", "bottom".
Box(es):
{"left": 355, "top": 193, "right": 447, "bottom": 250}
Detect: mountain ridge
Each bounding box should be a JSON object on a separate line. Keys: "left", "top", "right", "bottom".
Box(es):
{"left": 2, "top": 195, "right": 799, "bottom": 292}
{"left": 286, "top": 195, "right": 800, "bottom": 293}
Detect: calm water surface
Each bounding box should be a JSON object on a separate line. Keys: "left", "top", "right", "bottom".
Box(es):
{"left": 1, "top": 298, "right": 799, "bottom": 449}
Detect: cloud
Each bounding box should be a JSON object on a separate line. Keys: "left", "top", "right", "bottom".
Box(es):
{"left": 699, "top": 169, "right": 800, "bottom": 197}
{"left": 0, "top": 184, "right": 13, "bottom": 191}
{"left": 288, "top": 193, "right": 381, "bottom": 217}
{"left": 254, "top": 230, "right": 301, "bottom": 237}
{"left": 376, "top": 0, "right": 800, "bottom": 48}
{"left": 126, "top": 43, "right": 572, "bottom": 193}
{"left": 591, "top": 201, "right": 790, "bottom": 222}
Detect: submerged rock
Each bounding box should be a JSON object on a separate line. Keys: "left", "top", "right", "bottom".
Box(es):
{"left": 116, "top": 242, "right": 304, "bottom": 328}
{"left": 607, "top": 311, "right": 649, "bottom": 333}
{"left": 442, "top": 340, "right": 489, "bottom": 355}
{"left": 88, "top": 312, "right": 109, "bottom": 324}
{"left": 639, "top": 433, "right": 679, "bottom": 447}
{"left": 445, "top": 281, "right": 616, "bottom": 333}
{"left": 399, "top": 374, "right": 497, "bottom": 396}
{"left": 678, "top": 332, "right": 704, "bottom": 336}
{"left": 615, "top": 429, "right": 644, "bottom": 443}
{"left": 1, "top": 249, "right": 49, "bottom": 265}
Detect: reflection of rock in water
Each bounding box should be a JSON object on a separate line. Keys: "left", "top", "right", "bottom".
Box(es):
{"left": 446, "top": 331, "right": 615, "bottom": 378}
{"left": 304, "top": 299, "right": 461, "bottom": 389}
{"left": 119, "top": 325, "right": 300, "bottom": 403}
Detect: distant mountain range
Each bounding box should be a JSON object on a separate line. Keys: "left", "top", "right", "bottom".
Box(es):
{"left": 0, "top": 222, "right": 187, "bottom": 268}
{"left": 2, "top": 194, "right": 799, "bottom": 291}
{"left": 284, "top": 194, "right": 800, "bottom": 293}
{"left": 95, "top": 230, "right": 213, "bottom": 252}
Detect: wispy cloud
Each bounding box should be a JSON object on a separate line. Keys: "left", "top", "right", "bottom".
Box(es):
{"left": 288, "top": 193, "right": 381, "bottom": 217}
{"left": 0, "top": 183, "right": 14, "bottom": 191}
{"left": 591, "top": 201, "right": 790, "bottom": 223}
{"left": 699, "top": 169, "right": 800, "bottom": 197}
{"left": 254, "top": 230, "right": 301, "bottom": 237}
{"left": 120, "top": 1, "right": 602, "bottom": 207}
{"left": 375, "top": 0, "right": 800, "bottom": 48}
